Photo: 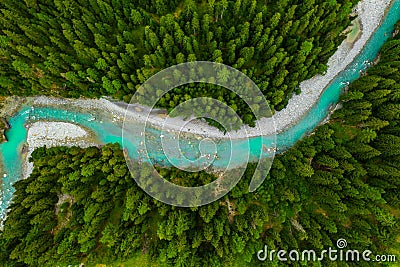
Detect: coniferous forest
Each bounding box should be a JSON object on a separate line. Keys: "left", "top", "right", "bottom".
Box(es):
{"left": 1, "top": 23, "right": 400, "bottom": 266}
{"left": 0, "top": 0, "right": 358, "bottom": 121}
{"left": 1, "top": 0, "right": 400, "bottom": 266}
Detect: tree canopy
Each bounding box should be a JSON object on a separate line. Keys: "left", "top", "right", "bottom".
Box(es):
{"left": 0, "top": 0, "right": 359, "bottom": 124}
{"left": 1, "top": 29, "right": 400, "bottom": 266}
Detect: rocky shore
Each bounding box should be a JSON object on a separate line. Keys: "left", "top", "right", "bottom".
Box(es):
{"left": 0, "top": 118, "right": 10, "bottom": 143}
{"left": 0, "top": 96, "right": 25, "bottom": 143}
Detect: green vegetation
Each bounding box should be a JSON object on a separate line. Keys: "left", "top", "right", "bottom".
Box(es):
{"left": 0, "top": 98, "right": 6, "bottom": 143}
{"left": 0, "top": 0, "right": 358, "bottom": 124}
{"left": 1, "top": 31, "right": 400, "bottom": 266}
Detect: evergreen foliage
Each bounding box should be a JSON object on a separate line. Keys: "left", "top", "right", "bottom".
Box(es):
{"left": 0, "top": 0, "right": 358, "bottom": 123}
{"left": 1, "top": 30, "right": 400, "bottom": 266}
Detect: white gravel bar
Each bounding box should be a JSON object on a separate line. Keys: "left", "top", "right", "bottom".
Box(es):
{"left": 27, "top": 122, "right": 87, "bottom": 144}
{"left": 33, "top": 0, "right": 392, "bottom": 140}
